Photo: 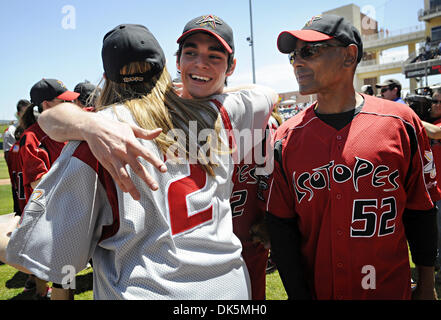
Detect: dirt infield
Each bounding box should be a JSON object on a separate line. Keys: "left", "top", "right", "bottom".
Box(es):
{"left": 0, "top": 179, "right": 10, "bottom": 186}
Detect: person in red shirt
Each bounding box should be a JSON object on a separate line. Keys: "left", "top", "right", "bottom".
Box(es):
{"left": 18, "top": 78, "right": 79, "bottom": 300}
{"left": 73, "top": 81, "right": 100, "bottom": 112}
{"left": 20, "top": 79, "right": 79, "bottom": 200}
{"left": 263, "top": 14, "right": 440, "bottom": 300}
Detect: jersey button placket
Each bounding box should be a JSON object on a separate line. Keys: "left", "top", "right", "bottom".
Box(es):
{"left": 337, "top": 135, "right": 343, "bottom": 151}
{"left": 331, "top": 132, "right": 350, "bottom": 299}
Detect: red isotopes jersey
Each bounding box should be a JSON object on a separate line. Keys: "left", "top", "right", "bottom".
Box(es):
{"left": 265, "top": 94, "right": 441, "bottom": 300}
{"left": 18, "top": 122, "right": 66, "bottom": 201}
{"left": 231, "top": 160, "right": 269, "bottom": 300}
{"left": 230, "top": 117, "right": 280, "bottom": 300}
{"left": 6, "top": 142, "right": 27, "bottom": 213}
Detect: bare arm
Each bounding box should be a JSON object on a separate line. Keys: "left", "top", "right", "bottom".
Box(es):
{"left": 38, "top": 103, "right": 167, "bottom": 200}
{"left": 422, "top": 120, "right": 441, "bottom": 139}
{"left": 412, "top": 265, "right": 438, "bottom": 300}
{"left": 30, "top": 178, "right": 41, "bottom": 190}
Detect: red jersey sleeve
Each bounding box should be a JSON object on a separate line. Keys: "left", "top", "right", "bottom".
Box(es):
{"left": 20, "top": 132, "right": 51, "bottom": 189}
{"left": 262, "top": 128, "right": 297, "bottom": 219}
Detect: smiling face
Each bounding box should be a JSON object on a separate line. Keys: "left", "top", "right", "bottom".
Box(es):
{"left": 177, "top": 32, "right": 236, "bottom": 99}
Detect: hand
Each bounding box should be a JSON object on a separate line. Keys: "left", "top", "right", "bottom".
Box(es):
{"left": 412, "top": 285, "right": 438, "bottom": 300}
{"left": 0, "top": 213, "right": 20, "bottom": 265}
{"left": 83, "top": 115, "right": 167, "bottom": 200}
{"left": 0, "top": 213, "right": 20, "bottom": 237}
{"left": 250, "top": 221, "right": 271, "bottom": 249}
{"left": 412, "top": 265, "right": 438, "bottom": 300}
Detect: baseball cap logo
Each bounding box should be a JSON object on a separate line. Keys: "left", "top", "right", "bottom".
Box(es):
{"left": 305, "top": 14, "right": 322, "bottom": 27}
{"left": 196, "top": 15, "right": 223, "bottom": 29}
{"left": 57, "top": 80, "right": 67, "bottom": 89}
{"left": 30, "top": 189, "right": 44, "bottom": 202}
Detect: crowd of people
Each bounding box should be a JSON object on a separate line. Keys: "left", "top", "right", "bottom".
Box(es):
{"left": 0, "top": 13, "right": 440, "bottom": 301}
{"left": 410, "top": 36, "right": 441, "bottom": 64}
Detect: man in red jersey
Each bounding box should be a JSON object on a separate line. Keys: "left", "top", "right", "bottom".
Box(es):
{"left": 263, "top": 14, "right": 440, "bottom": 300}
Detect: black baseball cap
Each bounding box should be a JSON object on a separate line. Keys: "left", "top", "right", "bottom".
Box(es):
{"left": 74, "top": 81, "right": 98, "bottom": 106}
{"left": 30, "top": 79, "right": 79, "bottom": 106}
{"left": 277, "top": 14, "right": 363, "bottom": 63}
{"left": 375, "top": 79, "right": 401, "bottom": 88}
{"left": 16, "top": 99, "right": 31, "bottom": 112}
{"left": 102, "top": 24, "right": 166, "bottom": 83}
{"left": 177, "top": 15, "right": 234, "bottom": 54}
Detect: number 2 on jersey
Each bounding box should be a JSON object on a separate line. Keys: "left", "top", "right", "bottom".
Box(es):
{"left": 168, "top": 164, "right": 213, "bottom": 235}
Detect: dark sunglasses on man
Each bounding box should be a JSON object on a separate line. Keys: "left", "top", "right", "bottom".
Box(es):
{"left": 288, "top": 42, "right": 346, "bottom": 65}
{"left": 380, "top": 86, "right": 398, "bottom": 94}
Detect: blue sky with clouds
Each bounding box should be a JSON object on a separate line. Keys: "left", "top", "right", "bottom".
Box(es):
{"left": 0, "top": 0, "right": 427, "bottom": 120}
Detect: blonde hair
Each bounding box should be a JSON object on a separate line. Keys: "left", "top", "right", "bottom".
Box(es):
{"left": 95, "top": 61, "right": 228, "bottom": 176}
{"left": 271, "top": 103, "right": 283, "bottom": 126}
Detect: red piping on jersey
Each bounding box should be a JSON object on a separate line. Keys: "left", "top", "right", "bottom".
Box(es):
{"left": 73, "top": 142, "right": 120, "bottom": 242}
{"left": 211, "top": 99, "right": 236, "bottom": 150}
{"left": 211, "top": 99, "right": 238, "bottom": 185}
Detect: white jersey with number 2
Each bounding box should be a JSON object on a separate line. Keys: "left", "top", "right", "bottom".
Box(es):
{"left": 6, "top": 86, "right": 275, "bottom": 300}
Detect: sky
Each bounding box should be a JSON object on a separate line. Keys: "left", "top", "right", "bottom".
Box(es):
{"left": 0, "top": 0, "right": 428, "bottom": 120}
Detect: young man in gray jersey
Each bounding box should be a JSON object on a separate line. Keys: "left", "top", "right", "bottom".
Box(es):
{"left": 32, "top": 15, "right": 274, "bottom": 299}
{"left": 1, "top": 19, "right": 276, "bottom": 299}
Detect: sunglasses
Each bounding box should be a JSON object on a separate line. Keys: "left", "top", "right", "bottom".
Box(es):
{"left": 433, "top": 99, "right": 441, "bottom": 104}
{"left": 288, "top": 43, "right": 346, "bottom": 64}
{"left": 380, "top": 87, "right": 392, "bottom": 94}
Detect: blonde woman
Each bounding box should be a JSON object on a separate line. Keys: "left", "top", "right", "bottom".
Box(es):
{"left": 1, "top": 24, "right": 276, "bottom": 299}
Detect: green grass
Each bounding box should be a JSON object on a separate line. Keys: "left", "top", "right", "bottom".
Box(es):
{"left": 0, "top": 150, "right": 14, "bottom": 216}
{"left": 0, "top": 263, "right": 94, "bottom": 300}
{"left": 0, "top": 151, "right": 9, "bottom": 180}
{"left": 0, "top": 264, "right": 286, "bottom": 300}
{"left": 0, "top": 124, "right": 8, "bottom": 144}
{"left": 266, "top": 270, "right": 288, "bottom": 300}
{"left": 0, "top": 185, "right": 13, "bottom": 215}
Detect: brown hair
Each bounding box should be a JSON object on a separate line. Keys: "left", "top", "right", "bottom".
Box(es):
{"left": 14, "top": 105, "right": 37, "bottom": 140}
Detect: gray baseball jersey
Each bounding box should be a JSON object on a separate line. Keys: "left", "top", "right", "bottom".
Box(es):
{"left": 3, "top": 122, "right": 17, "bottom": 152}
{"left": 6, "top": 86, "right": 275, "bottom": 300}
